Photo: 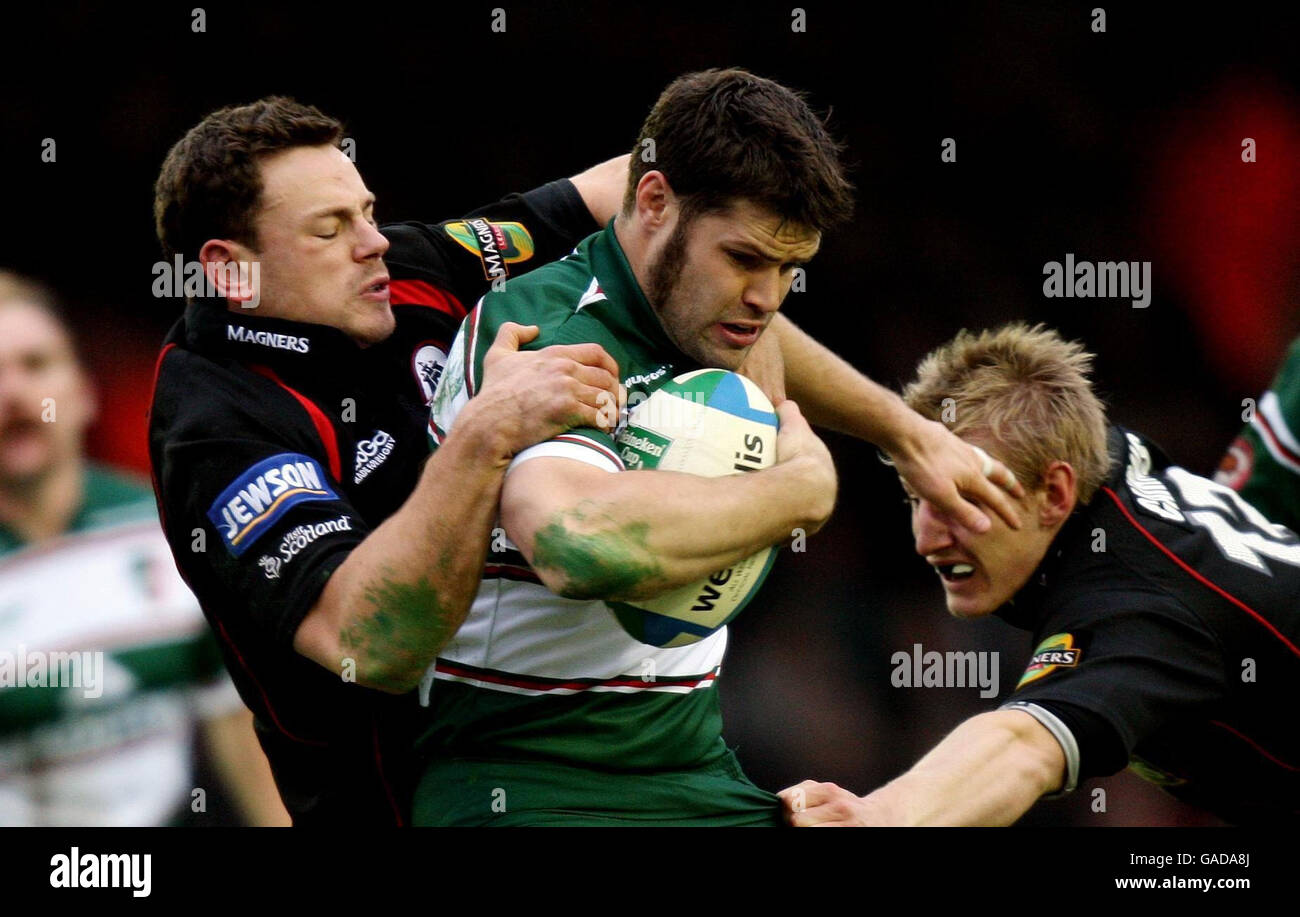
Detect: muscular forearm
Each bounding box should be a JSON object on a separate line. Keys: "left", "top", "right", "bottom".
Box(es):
{"left": 771, "top": 314, "right": 917, "bottom": 450}
{"left": 296, "top": 401, "right": 509, "bottom": 692}
{"left": 861, "top": 711, "right": 1064, "bottom": 826}
{"left": 510, "top": 459, "right": 832, "bottom": 601}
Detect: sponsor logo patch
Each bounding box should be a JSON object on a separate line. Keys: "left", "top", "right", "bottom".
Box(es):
{"left": 1127, "top": 753, "right": 1187, "bottom": 787}
{"left": 444, "top": 219, "right": 535, "bottom": 281}
{"left": 207, "top": 453, "right": 337, "bottom": 556}
{"left": 226, "top": 324, "right": 310, "bottom": 353}
{"left": 354, "top": 430, "right": 396, "bottom": 484}
{"left": 616, "top": 428, "right": 672, "bottom": 470}
{"left": 258, "top": 515, "right": 354, "bottom": 579}
{"left": 1016, "top": 633, "right": 1082, "bottom": 688}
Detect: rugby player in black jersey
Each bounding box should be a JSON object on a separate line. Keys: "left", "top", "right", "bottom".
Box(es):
{"left": 781, "top": 323, "right": 1300, "bottom": 826}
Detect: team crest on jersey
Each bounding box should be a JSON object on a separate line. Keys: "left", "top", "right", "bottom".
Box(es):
{"left": 444, "top": 219, "right": 535, "bottom": 281}
{"left": 207, "top": 453, "right": 338, "bottom": 556}
{"left": 412, "top": 342, "right": 449, "bottom": 405}
{"left": 1016, "top": 633, "right": 1082, "bottom": 688}
{"left": 1213, "top": 436, "right": 1255, "bottom": 491}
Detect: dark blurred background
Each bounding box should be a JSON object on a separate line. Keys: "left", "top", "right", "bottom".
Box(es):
{"left": 4, "top": 1, "right": 1298, "bottom": 825}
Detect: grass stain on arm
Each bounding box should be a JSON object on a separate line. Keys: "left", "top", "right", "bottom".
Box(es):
{"left": 531, "top": 515, "right": 664, "bottom": 600}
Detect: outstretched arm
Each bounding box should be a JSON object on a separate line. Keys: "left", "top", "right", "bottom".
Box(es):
{"left": 778, "top": 709, "right": 1065, "bottom": 826}
{"left": 766, "top": 314, "right": 1025, "bottom": 533}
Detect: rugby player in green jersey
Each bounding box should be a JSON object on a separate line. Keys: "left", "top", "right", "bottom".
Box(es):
{"left": 418, "top": 70, "right": 1023, "bottom": 825}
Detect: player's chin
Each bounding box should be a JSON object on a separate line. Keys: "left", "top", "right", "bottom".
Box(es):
{"left": 944, "top": 591, "right": 996, "bottom": 619}
{"left": 352, "top": 303, "right": 396, "bottom": 345}
{"left": 695, "top": 341, "right": 748, "bottom": 371}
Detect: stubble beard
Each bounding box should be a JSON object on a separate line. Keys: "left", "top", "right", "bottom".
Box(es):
{"left": 645, "top": 219, "right": 708, "bottom": 365}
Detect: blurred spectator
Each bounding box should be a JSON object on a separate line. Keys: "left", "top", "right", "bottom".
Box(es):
{"left": 0, "top": 271, "right": 288, "bottom": 826}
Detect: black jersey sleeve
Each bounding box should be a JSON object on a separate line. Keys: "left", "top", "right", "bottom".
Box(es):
{"left": 1006, "top": 590, "right": 1228, "bottom": 780}
{"left": 381, "top": 178, "right": 598, "bottom": 315}
{"left": 150, "top": 352, "right": 370, "bottom": 651}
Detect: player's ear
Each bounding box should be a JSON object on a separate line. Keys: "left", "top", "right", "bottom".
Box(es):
{"left": 200, "top": 239, "right": 259, "bottom": 308}
{"left": 1039, "top": 461, "right": 1077, "bottom": 527}
{"left": 634, "top": 171, "right": 673, "bottom": 226}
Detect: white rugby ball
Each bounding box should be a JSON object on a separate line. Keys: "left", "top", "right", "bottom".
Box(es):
{"left": 607, "top": 369, "right": 780, "bottom": 647}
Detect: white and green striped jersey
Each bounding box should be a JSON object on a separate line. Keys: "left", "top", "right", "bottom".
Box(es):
{"left": 424, "top": 221, "right": 739, "bottom": 770}
{"left": 0, "top": 466, "right": 242, "bottom": 826}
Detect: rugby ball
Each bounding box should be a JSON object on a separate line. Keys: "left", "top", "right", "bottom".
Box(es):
{"left": 607, "top": 369, "right": 781, "bottom": 647}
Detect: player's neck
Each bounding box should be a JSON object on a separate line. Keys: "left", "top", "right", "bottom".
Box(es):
{"left": 0, "top": 458, "right": 85, "bottom": 545}
{"left": 613, "top": 214, "right": 653, "bottom": 296}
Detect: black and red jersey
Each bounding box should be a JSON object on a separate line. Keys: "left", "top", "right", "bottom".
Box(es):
{"left": 999, "top": 426, "right": 1300, "bottom": 824}
{"left": 146, "top": 179, "right": 597, "bottom": 824}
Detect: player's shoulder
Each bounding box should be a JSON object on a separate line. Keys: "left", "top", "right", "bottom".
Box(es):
{"left": 1089, "top": 424, "right": 1300, "bottom": 619}
{"left": 476, "top": 234, "right": 606, "bottom": 335}
{"left": 1030, "top": 429, "right": 1215, "bottom": 619}
{"left": 380, "top": 221, "right": 450, "bottom": 275}
{"left": 381, "top": 218, "right": 538, "bottom": 289}
{"left": 150, "top": 342, "right": 310, "bottom": 443}
{"left": 76, "top": 464, "right": 160, "bottom": 530}
{"left": 1274, "top": 333, "right": 1300, "bottom": 379}
{"left": 81, "top": 463, "right": 153, "bottom": 504}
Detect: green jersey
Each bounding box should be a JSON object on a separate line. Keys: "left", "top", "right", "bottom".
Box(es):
{"left": 0, "top": 465, "right": 240, "bottom": 825}
{"left": 421, "top": 221, "right": 778, "bottom": 825}
{"left": 1216, "top": 336, "right": 1300, "bottom": 531}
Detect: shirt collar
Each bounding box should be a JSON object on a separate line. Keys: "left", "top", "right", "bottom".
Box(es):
{"left": 184, "top": 297, "right": 365, "bottom": 385}
{"left": 996, "top": 424, "right": 1127, "bottom": 629}
{"left": 588, "top": 219, "right": 686, "bottom": 364}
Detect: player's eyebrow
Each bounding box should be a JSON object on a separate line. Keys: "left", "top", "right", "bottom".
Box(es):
{"left": 726, "top": 241, "right": 812, "bottom": 266}
{"left": 305, "top": 195, "right": 376, "bottom": 221}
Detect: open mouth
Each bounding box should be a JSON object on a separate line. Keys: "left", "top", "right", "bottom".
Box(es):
{"left": 362, "top": 278, "right": 390, "bottom": 298}
{"left": 936, "top": 563, "right": 976, "bottom": 583}
{"left": 717, "top": 322, "right": 760, "bottom": 346}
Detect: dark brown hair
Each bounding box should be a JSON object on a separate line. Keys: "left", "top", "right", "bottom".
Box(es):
{"left": 624, "top": 68, "right": 854, "bottom": 232}
{"left": 153, "top": 96, "right": 344, "bottom": 261}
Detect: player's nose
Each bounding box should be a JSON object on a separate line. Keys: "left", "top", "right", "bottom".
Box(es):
{"left": 743, "top": 268, "right": 783, "bottom": 314}
{"left": 913, "top": 500, "right": 955, "bottom": 556}
{"left": 356, "top": 220, "right": 390, "bottom": 260}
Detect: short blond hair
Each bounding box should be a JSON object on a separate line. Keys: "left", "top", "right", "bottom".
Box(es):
{"left": 902, "top": 323, "right": 1112, "bottom": 504}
